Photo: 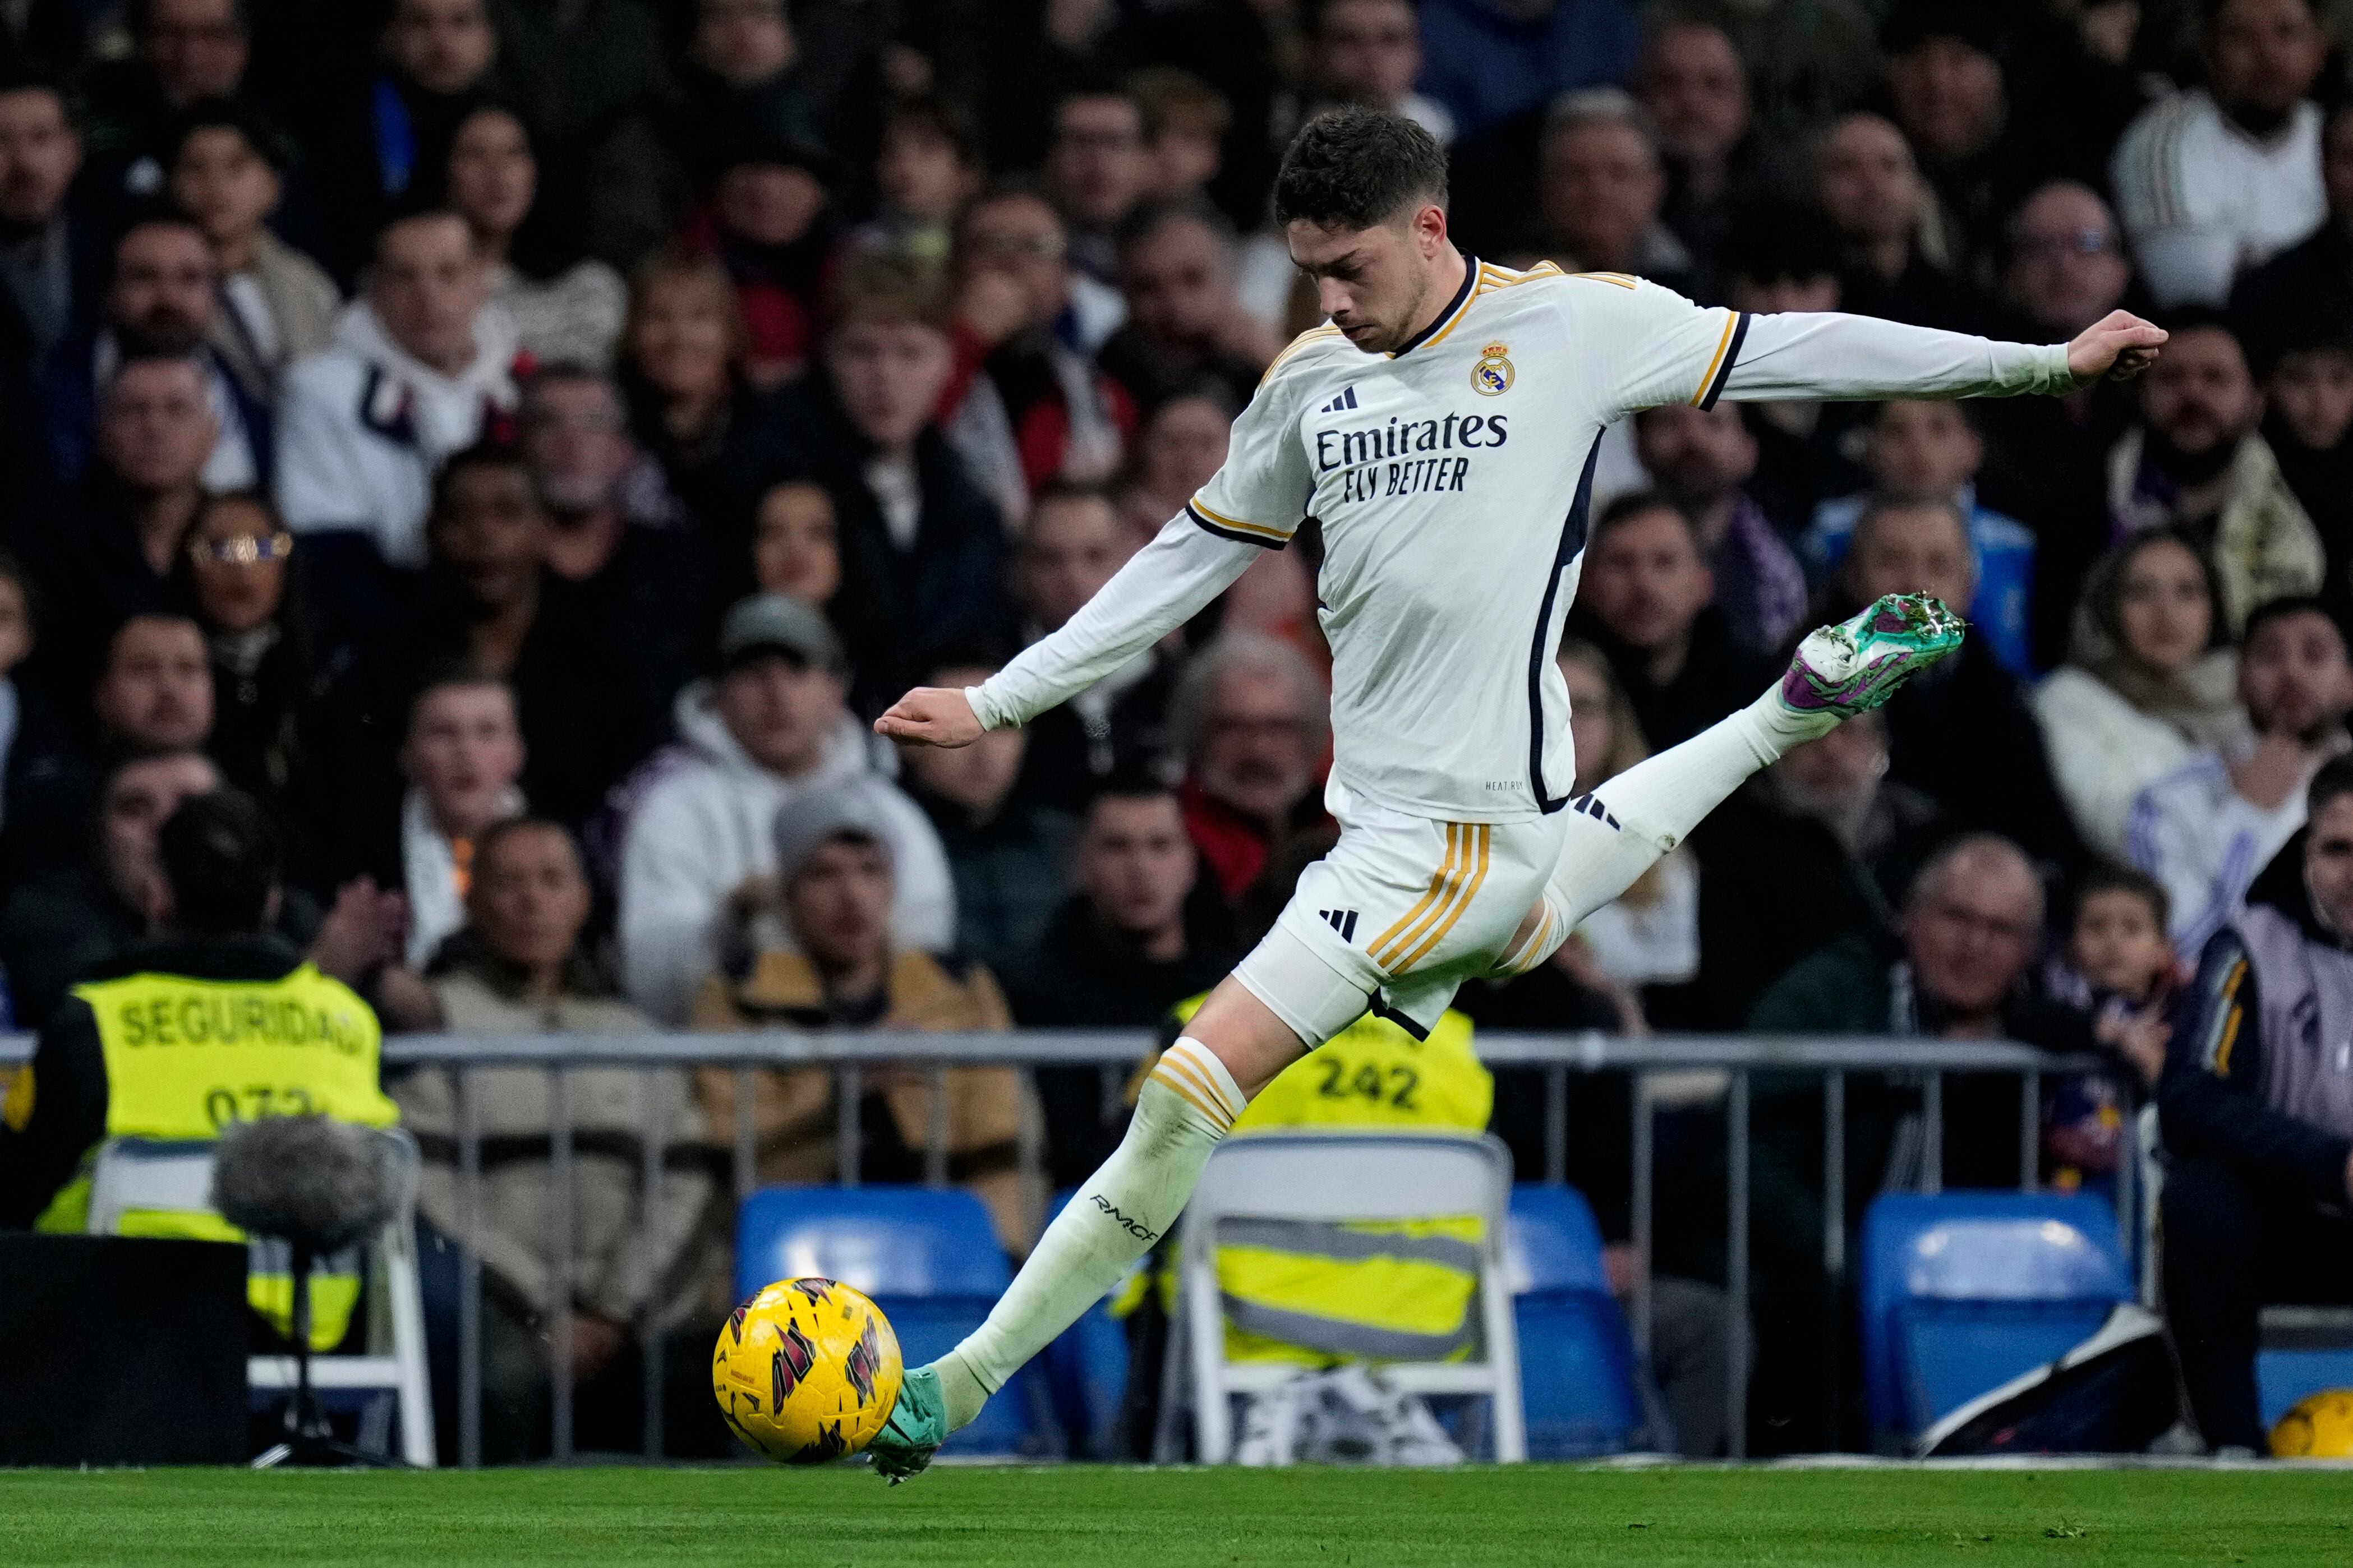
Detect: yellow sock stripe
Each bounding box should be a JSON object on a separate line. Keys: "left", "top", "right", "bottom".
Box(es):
{"left": 1689, "top": 310, "right": 1739, "bottom": 407}
{"left": 1393, "top": 825, "right": 1491, "bottom": 975}
{"left": 1159, "top": 1045, "right": 1241, "bottom": 1125}
{"left": 1369, "top": 824, "right": 1462, "bottom": 970}
{"left": 1149, "top": 1061, "right": 1227, "bottom": 1128}
{"left": 1378, "top": 824, "right": 1481, "bottom": 977}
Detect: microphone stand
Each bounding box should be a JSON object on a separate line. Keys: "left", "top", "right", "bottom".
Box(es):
{"left": 252, "top": 1241, "right": 406, "bottom": 1469}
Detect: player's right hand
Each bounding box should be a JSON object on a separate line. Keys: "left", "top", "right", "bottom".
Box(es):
{"left": 874, "top": 686, "right": 983, "bottom": 748}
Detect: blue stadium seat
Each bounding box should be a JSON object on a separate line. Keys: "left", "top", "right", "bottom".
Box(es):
{"left": 1860, "top": 1192, "right": 2133, "bottom": 1441}
{"left": 1038, "top": 1189, "right": 1131, "bottom": 1457}
{"left": 1506, "top": 1184, "right": 1645, "bottom": 1457}
{"left": 734, "top": 1186, "right": 1042, "bottom": 1458}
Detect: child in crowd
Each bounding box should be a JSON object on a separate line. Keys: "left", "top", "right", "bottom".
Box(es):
{"left": 2042, "top": 864, "right": 2177, "bottom": 1192}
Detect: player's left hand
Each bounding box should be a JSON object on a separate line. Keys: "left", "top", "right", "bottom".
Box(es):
{"left": 2066, "top": 310, "right": 2167, "bottom": 384}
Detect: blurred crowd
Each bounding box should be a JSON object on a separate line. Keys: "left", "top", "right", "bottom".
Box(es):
{"left": 1, "top": 0, "right": 2352, "bottom": 1456}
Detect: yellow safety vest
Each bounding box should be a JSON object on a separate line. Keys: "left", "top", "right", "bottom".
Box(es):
{"left": 1163, "top": 997, "right": 1494, "bottom": 1366}
{"left": 34, "top": 964, "right": 398, "bottom": 1349}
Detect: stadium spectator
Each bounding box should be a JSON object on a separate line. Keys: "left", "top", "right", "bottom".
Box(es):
{"left": 2130, "top": 596, "right": 2352, "bottom": 957}
{"left": 0, "top": 749, "right": 316, "bottom": 1027}
{"left": 164, "top": 100, "right": 338, "bottom": 412}
{"left": 674, "top": 0, "right": 823, "bottom": 185}
{"left": 693, "top": 127, "right": 839, "bottom": 388}
{"left": 1046, "top": 87, "right": 1150, "bottom": 287}
{"left": 859, "top": 96, "right": 982, "bottom": 269}
{"left": 2108, "top": 311, "right": 2322, "bottom": 635}
{"left": 2112, "top": 0, "right": 2328, "bottom": 308}
{"left": 1304, "top": 0, "right": 1454, "bottom": 146}
{"left": 1976, "top": 180, "right": 2138, "bottom": 660}
{"left": 692, "top": 777, "right": 1033, "bottom": 1249}
{"left": 1098, "top": 201, "right": 1271, "bottom": 415}
{"left": 1130, "top": 68, "right": 1229, "bottom": 208}
{"left": 1000, "top": 778, "right": 1238, "bottom": 1186}
{"left": 21, "top": 352, "right": 216, "bottom": 695}
{"left": 1009, "top": 485, "right": 1171, "bottom": 813}
{"left": 337, "top": 665, "right": 525, "bottom": 967}
{"left": 1173, "top": 630, "right": 1329, "bottom": 914}
{"left": 515, "top": 363, "right": 702, "bottom": 705}
{"left": 780, "top": 252, "right": 1009, "bottom": 705}
{"left": 275, "top": 206, "right": 522, "bottom": 574}
{"left": 0, "top": 70, "right": 100, "bottom": 378}
{"left": 1573, "top": 492, "right": 1776, "bottom": 749}
{"left": 2040, "top": 864, "right": 2177, "bottom": 1193}
{"left": 2229, "top": 97, "right": 2353, "bottom": 320}
{"left": 2251, "top": 311, "right": 2353, "bottom": 607}
{"left": 172, "top": 491, "right": 323, "bottom": 851}
{"left": 1743, "top": 833, "right": 2085, "bottom": 1449}
{"left": 1636, "top": 16, "right": 1780, "bottom": 271}
{"left": 446, "top": 105, "right": 627, "bottom": 370}
{"left": 896, "top": 650, "right": 1074, "bottom": 971}
{"left": 618, "top": 593, "right": 953, "bottom": 1023}
{"left": 0, "top": 552, "right": 71, "bottom": 880}
{"left": 1116, "top": 385, "right": 1231, "bottom": 540}
{"left": 1533, "top": 89, "right": 1693, "bottom": 292}
{"left": 1631, "top": 400, "right": 1805, "bottom": 654}
{"left": 2163, "top": 757, "right": 2353, "bottom": 1453}
{"left": 1880, "top": 4, "right": 2028, "bottom": 275}
{"left": 322, "top": 0, "right": 504, "bottom": 276}
{"left": 40, "top": 210, "right": 263, "bottom": 492}
{"left": 618, "top": 249, "right": 784, "bottom": 540}
{"left": 1813, "top": 111, "right": 1977, "bottom": 330}
{"left": 2037, "top": 532, "right": 2244, "bottom": 863}
{"left": 1832, "top": 496, "right": 2083, "bottom": 875}
{"left": 1714, "top": 202, "right": 1867, "bottom": 533}
{"left": 1807, "top": 402, "right": 2039, "bottom": 675}
{"left": 946, "top": 188, "right": 1131, "bottom": 514}
{"left": 1414, "top": 0, "right": 1640, "bottom": 141}
{"left": 398, "top": 817, "right": 716, "bottom": 1464}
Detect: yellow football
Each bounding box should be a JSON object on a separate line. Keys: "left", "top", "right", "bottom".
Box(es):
{"left": 712, "top": 1277, "right": 903, "bottom": 1464}
{"left": 2269, "top": 1388, "right": 2353, "bottom": 1459}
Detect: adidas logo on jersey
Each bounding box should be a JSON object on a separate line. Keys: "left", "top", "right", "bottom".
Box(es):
{"left": 1318, "top": 386, "right": 1360, "bottom": 413}
{"left": 1318, "top": 908, "right": 1361, "bottom": 941}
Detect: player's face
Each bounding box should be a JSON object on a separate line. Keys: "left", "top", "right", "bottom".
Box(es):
{"left": 1286, "top": 202, "right": 1451, "bottom": 353}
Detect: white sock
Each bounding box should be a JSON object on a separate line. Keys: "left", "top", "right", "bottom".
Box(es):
{"left": 930, "top": 1037, "right": 1244, "bottom": 1431}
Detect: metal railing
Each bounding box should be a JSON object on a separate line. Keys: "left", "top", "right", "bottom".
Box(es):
{"left": 0, "top": 1029, "right": 2113, "bottom": 1465}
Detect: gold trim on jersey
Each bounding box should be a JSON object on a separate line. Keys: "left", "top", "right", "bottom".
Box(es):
{"left": 1570, "top": 271, "right": 1638, "bottom": 289}
{"left": 1689, "top": 310, "right": 1740, "bottom": 407}
{"left": 1476, "top": 260, "right": 1565, "bottom": 292}
{"left": 1259, "top": 324, "right": 1345, "bottom": 386}
{"left": 1187, "top": 496, "right": 1292, "bottom": 543}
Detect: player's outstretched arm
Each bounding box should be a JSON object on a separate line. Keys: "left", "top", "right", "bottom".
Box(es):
{"left": 1705, "top": 308, "right": 2165, "bottom": 407}
{"left": 874, "top": 513, "right": 1260, "bottom": 749}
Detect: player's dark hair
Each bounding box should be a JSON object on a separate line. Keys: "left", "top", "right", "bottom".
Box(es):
{"left": 1589, "top": 490, "right": 1702, "bottom": 554}
{"left": 2242, "top": 594, "right": 2345, "bottom": 654}
{"left": 158, "top": 788, "right": 280, "bottom": 934}
{"left": 2068, "top": 861, "right": 2170, "bottom": 935}
{"left": 1273, "top": 106, "right": 1448, "bottom": 230}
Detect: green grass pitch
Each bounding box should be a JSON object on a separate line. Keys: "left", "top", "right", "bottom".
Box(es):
{"left": 4, "top": 1465, "right": 2350, "bottom": 1566}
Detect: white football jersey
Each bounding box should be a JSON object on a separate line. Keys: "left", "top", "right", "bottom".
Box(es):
{"left": 969, "top": 256, "right": 2069, "bottom": 827}
{"left": 1190, "top": 261, "right": 1773, "bottom": 822}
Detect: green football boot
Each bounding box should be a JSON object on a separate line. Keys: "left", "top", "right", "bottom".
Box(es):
{"left": 867, "top": 1364, "right": 947, "bottom": 1483}
{"left": 1779, "top": 592, "right": 1966, "bottom": 718}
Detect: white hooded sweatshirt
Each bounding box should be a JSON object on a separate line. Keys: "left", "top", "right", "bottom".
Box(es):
{"left": 616, "top": 681, "right": 957, "bottom": 1023}
{"left": 275, "top": 299, "right": 523, "bottom": 569}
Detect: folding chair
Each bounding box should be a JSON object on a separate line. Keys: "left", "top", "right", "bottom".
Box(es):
{"left": 1171, "top": 1132, "right": 1525, "bottom": 1463}
{"left": 85, "top": 1132, "right": 436, "bottom": 1467}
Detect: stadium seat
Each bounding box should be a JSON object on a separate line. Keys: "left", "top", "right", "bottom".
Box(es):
{"left": 2258, "top": 1307, "right": 2353, "bottom": 1432}
{"left": 733, "top": 1186, "right": 1044, "bottom": 1458}
{"left": 1860, "top": 1192, "right": 2133, "bottom": 1442}
{"left": 1505, "top": 1184, "right": 1646, "bottom": 1457}
{"left": 1038, "top": 1189, "right": 1131, "bottom": 1458}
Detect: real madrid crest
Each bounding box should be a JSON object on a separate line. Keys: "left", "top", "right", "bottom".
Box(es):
{"left": 1472, "top": 341, "right": 1513, "bottom": 396}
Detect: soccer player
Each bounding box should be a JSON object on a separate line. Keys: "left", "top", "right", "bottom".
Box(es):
{"left": 863, "top": 108, "right": 2164, "bottom": 1477}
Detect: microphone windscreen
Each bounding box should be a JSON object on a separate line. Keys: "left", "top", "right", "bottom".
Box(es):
{"left": 211, "top": 1114, "right": 401, "bottom": 1255}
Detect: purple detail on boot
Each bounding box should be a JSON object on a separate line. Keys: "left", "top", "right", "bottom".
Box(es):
{"left": 1872, "top": 605, "right": 1913, "bottom": 633}
{"left": 1779, "top": 663, "right": 1834, "bottom": 710}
